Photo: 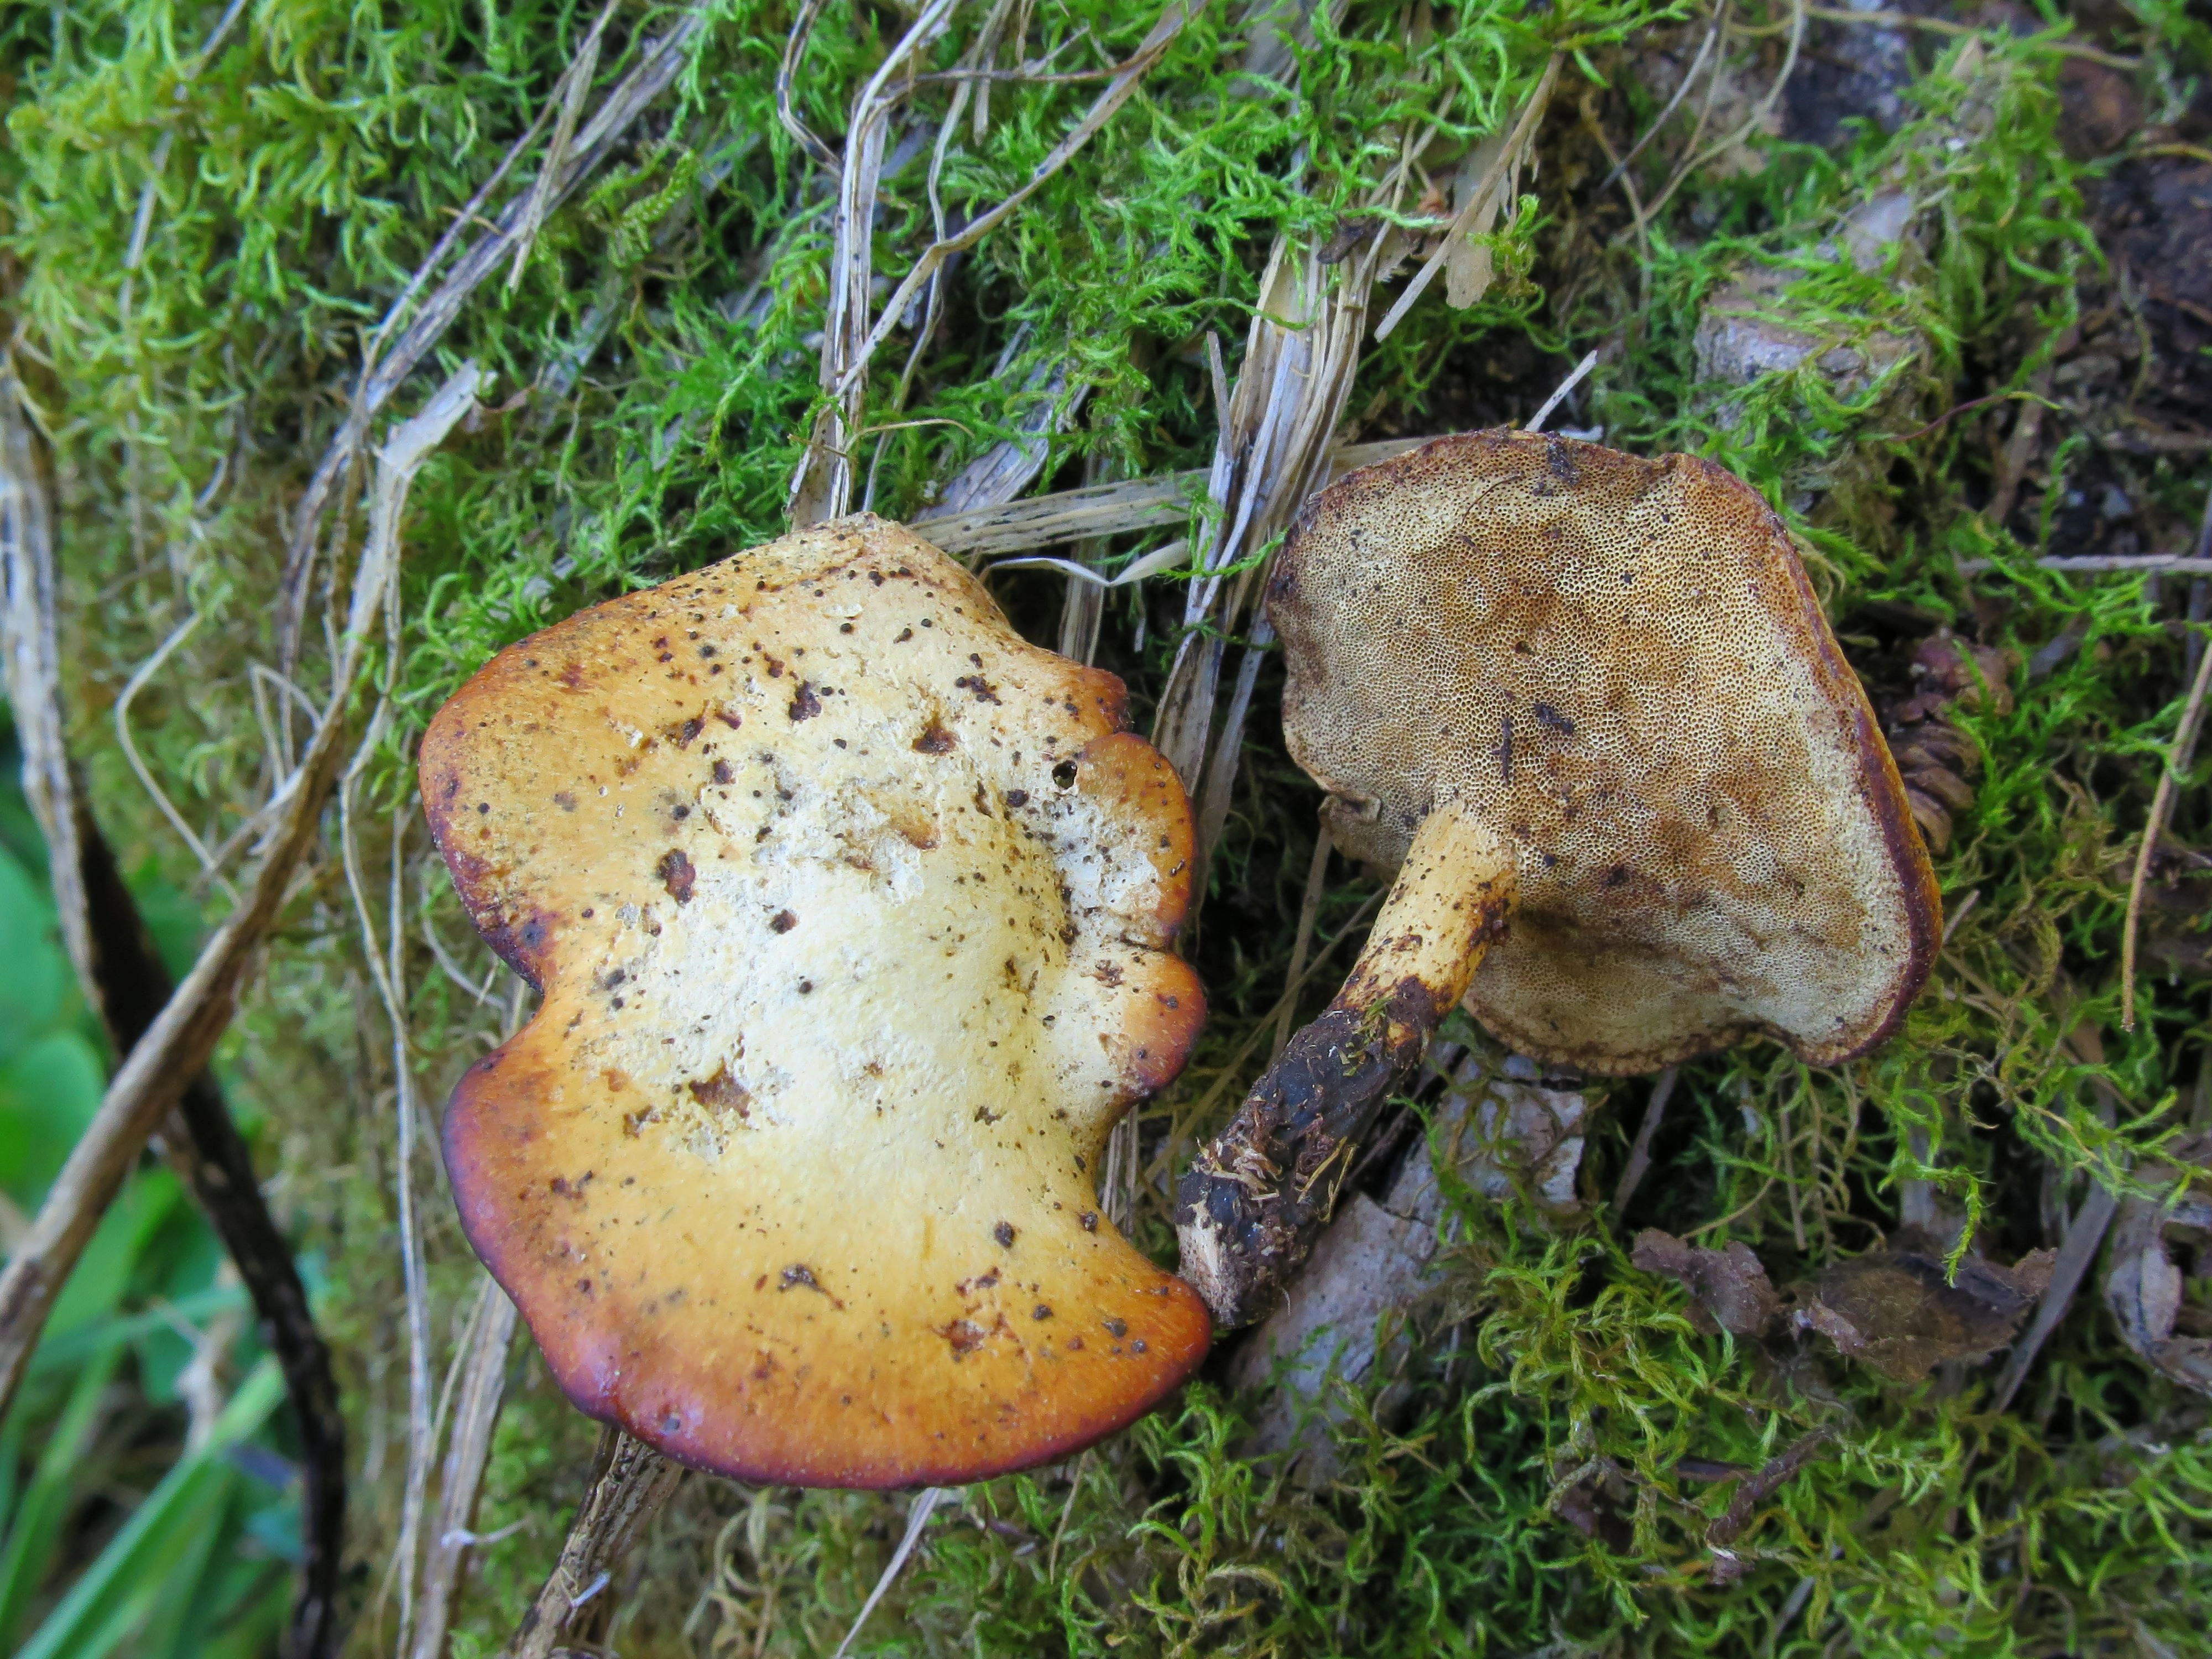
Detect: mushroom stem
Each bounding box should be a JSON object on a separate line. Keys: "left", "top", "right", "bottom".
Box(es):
{"left": 1175, "top": 796, "right": 1516, "bottom": 1328}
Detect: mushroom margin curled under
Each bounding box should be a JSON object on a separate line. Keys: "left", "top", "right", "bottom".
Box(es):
{"left": 421, "top": 516, "right": 1209, "bottom": 1489}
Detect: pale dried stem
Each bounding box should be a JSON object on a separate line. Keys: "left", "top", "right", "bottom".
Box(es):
{"left": 279, "top": 14, "right": 706, "bottom": 667}
{"left": 829, "top": 1487, "right": 954, "bottom": 1659}
{"left": 8, "top": 378, "right": 350, "bottom": 1659}
{"left": 113, "top": 611, "right": 237, "bottom": 899}
{"left": 1273, "top": 823, "right": 1333, "bottom": 1060}
{"left": 789, "top": 0, "right": 959, "bottom": 526}
{"left": 0, "top": 361, "right": 480, "bottom": 1436}
{"left": 2122, "top": 500, "right": 2212, "bottom": 1032}
{"left": 1611, "top": 1067, "right": 1679, "bottom": 1215}
{"left": 408, "top": 1275, "right": 522, "bottom": 1659}
{"left": 825, "top": 0, "right": 1201, "bottom": 411}
{"left": 505, "top": 0, "right": 620, "bottom": 291}
{"left": 919, "top": 435, "right": 1428, "bottom": 559}
{"left": 0, "top": 372, "right": 87, "bottom": 980}
{"left": 1373, "top": 54, "right": 1562, "bottom": 341}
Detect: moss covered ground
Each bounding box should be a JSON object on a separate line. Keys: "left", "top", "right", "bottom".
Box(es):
{"left": 7, "top": 0, "right": 2212, "bottom": 1652}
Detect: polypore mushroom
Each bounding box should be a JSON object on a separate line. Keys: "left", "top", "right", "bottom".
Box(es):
{"left": 420, "top": 517, "right": 1209, "bottom": 1487}
{"left": 1177, "top": 429, "right": 1941, "bottom": 1328}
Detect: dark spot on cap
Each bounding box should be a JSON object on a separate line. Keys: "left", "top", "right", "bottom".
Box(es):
{"left": 789, "top": 682, "right": 822, "bottom": 721}
{"left": 1033, "top": 1304, "right": 1052, "bottom": 1321}
{"left": 688, "top": 1066, "right": 750, "bottom": 1117}
{"left": 1052, "top": 760, "right": 1078, "bottom": 789}
{"left": 914, "top": 721, "right": 956, "bottom": 754}
{"left": 993, "top": 1221, "right": 1016, "bottom": 1248}
{"left": 657, "top": 848, "right": 696, "bottom": 903}
{"left": 712, "top": 759, "right": 734, "bottom": 784}
{"left": 770, "top": 909, "right": 797, "bottom": 933}
{"left": 1102, "top": 1317, "right": 1127, "bottom": 1338}
{"left": 1005, "top": 789, "right": 1030, "bottom": 807}
{"left": 1078, "top": 1211, "right": 1098, "bottom": 1233}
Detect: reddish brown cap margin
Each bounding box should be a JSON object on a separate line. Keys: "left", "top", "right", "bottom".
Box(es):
{"left": 422, "top": 516, "right": 1209, "bottom": 1486}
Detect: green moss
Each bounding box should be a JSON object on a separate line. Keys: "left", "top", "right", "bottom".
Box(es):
{"left": 7, "top": 0, "right": 2212, "bottom": 1653}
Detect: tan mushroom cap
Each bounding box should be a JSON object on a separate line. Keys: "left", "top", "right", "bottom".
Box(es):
{"left": 1267, "top": 429, "right": 1940, "bottom": 1075}
{"left": 421, "top": 517, "right": 1209, "bottom": 1488}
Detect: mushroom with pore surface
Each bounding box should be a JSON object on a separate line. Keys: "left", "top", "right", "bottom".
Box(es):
{"left": 1175, "top": 429, "right": 1942, "bottom": 1329}
{"left": 421, "top": 517, "right": 1209, "bottom": 1488}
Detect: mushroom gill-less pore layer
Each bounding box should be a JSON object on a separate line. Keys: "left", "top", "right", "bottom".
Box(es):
{"left": 420, "top": 518, "right": 1208, "bottom": 1488}
{"left": 1269, "top": 430, "right": 1940, "bottom": 1074}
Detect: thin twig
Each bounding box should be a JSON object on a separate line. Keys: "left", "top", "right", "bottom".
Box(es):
{"left": 1804, "top": 6, "right": 2138, "bottom": 69}
{"left": 277, "top": 13, "right": 706, "bottom": 667}
{"left": 1274, "top": 821, "right": 1334, "bottom": 1059}
{"left": 2122, "top": 496, "right": 2212, "bottom": 1032}
{"left": 1988, "top": 1181, "right": 2120, "bottom": 1413}
{"left": 113, "top": 611, "right": 236, "bottom": 899}
{"left": 1374, "top": 55, "right": 1562, "bottom": 342}
{"left": 1524, "top": 350, "right": 1599, "bottom": 434}
{"left": 776, "top": 0, "right": 841, "bottom": 171}
{"left": 1706, "top": 1426, "right": 1834, "bottom": 1553}
{"left": 828, "top": 1488, "right": 953, "bottom": 1659}
{"left": 409, "top": 1275, "right": 522, "bottom": 1659}
{"left": 505, "top": 0, "right": 620, "bottom": 291}
{"left": 1959, "top": 555, "right": 2212, "bottom": 575}
{"left": 1599, "top": 13, "right": 1721, "bottom": 192}
{"left": 828, "top": 0, "right": 1200, "bottom": 404}
{"left": 5, "top": 373, "right": 348, "bottom": 1659}
{"left": 1611, "top": 1067, "right": 1679, "bottom": 1216}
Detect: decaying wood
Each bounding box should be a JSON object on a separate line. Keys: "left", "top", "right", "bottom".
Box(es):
{"left": 2101, "top": 1136, "right": 2212, "bottom": 1396}
{"left": 1231, "top": 1048, "right": 1588, "bottom": 1484}
{"left": 0, "top": 363, "right": 481, "bottom": 1427}
{"left": 2, "top": 373, "right": 348, "bottom": 1659}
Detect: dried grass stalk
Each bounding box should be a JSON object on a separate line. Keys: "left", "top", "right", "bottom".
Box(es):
{"left": 0, "top": 362, "right": 482, "bottom": 1425}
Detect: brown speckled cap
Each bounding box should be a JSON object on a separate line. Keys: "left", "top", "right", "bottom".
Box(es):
{"left": 421, "top": 515, "right": 1209, "bottom": 1488}
{"left": 1267, "top": 429, "right": 1941, "bottom": 1075}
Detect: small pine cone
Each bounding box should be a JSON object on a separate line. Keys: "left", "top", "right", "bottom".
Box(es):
{"left": 1879, "top": 630, "right": 2016, "bottom": 855}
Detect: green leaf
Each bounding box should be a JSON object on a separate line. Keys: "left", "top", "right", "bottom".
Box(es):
{"left": 0, "top": 1342, "right": 123, "bottom": 1651}
{"left": 14, "top": 1357, "right": 285, "bottom": 1659}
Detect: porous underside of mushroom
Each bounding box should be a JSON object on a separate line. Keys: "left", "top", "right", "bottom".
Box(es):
{"left": 421, "top": 517, "right": 1208, "bottom": 1487}
{"left": 1268, "top": 429, "right": 1940, "bottom": 1075}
